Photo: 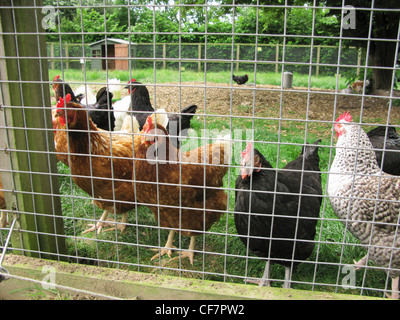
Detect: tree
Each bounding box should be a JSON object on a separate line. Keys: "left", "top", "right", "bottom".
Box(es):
{"left": 319, "top": 0, "right": 400, "bottom": 91}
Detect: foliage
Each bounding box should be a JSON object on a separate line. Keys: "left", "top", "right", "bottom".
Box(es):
{"left": 45, "top": 5, "right": 125, "bottom": 43}
{"left": 45, "top": 0, "right": 342, "bottom": 46}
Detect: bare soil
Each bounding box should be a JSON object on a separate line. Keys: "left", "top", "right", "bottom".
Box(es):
{"left": 144, "top": 82, "right": 400, "bottom": 124}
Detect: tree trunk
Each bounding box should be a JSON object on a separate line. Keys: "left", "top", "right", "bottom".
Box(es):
{"left": 369, "top": 40, "right": 397, "bottom": 92}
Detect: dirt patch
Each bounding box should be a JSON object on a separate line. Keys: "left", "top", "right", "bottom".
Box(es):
{"left": 62, "top": 81, "right": 399, "bottom": 124}
{"left": 143, "top": 82, "right": 400, "bottom": 124}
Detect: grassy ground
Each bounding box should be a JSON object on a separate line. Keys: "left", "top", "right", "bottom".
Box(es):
{"left": 49, "top": 68, "right": 348, "bottom": 90}
{"left": 53, "top": 68, "right": 390, "bottom": 298}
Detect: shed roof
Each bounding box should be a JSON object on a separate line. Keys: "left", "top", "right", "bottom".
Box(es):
{"left": 89, "top": 38, "right": 136, "bottom": 47}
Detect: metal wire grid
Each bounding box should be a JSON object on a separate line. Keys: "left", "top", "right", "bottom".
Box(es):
{"left": 0, "top": 1, "right": 399, "bottom": 299}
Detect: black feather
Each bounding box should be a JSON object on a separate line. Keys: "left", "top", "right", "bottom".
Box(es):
{"left": 367, "top": 126, "right": 400, "bottom": 175}
{"left": 87, "top": 87, "right": 115, "bottom": 131}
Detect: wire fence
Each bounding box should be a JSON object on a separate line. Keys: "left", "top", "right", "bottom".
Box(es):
{"left": 1, "top": 1, "right": 400, "bottom": 300}
{"left": 47, "top": 41, "right": 364, "bottom": 75}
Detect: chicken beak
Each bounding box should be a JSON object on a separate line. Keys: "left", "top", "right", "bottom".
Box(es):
{"left": 241, "top": 167, "right": 250, "bottom": 179}
{"left": 240, "top": 159, "right": 254, "bottom": 179}
{"left": 334, "top": 123, "right": 344, "bottom": 138}
{"left": 143, "top": 134, "right": 155, "bottom": 147}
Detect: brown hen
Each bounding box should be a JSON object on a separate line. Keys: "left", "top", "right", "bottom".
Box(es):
{"left": 134, "top": 115, "right": 230, "bottom": 265}
{"left": 53, "top": 94, "right": 140, "bottom": 234}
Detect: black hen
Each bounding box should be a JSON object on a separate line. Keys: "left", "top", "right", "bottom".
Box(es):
{"left": 87, "top": 87, "right": 115, "bottom": 131}
{"left": 367, "top": 126, "right": 400, "bottom": 175}
{"left": 124, "top": 80, "right": 197, "bottom": 146}
{"left": 234, "top": 140, "right": 322, "bottom": 288}
{"left": 124, "top": 81, "right": 154, "bottom": 131}
{"left": 233, "top": 74, "right": 249, "bottom": 85}
{"left": 52, "top": 75, "right": 80, "bottom": 103}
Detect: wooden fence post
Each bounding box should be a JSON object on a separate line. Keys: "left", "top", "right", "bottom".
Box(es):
{"left": 50, "top": 42, "right": 55, "bottom": 70}
{"left": 0, "top": 0, "right": 66, "bottom": 260}
{"left": 236, "top": 44, "right": 240, "bottom": 73}
{"left": 275, "top": 43, "right": 280, "bottom": 73}
{"left": 198, "top": 43, "right": 201, "bottom": 73}
{"left": 65, "top": 43, "right": 69, "bottom": 70}
{"left": 357, "top": 48, "right": 362, "bottom": 77}
{"left": 163, "top": 43, "right": 166, "bottom": 70}
{"left": 316, "top": 45, "right": 321, "bottom": 77}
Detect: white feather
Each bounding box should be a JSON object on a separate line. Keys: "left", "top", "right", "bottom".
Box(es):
{"left": 74, "top": 85, "right": 97, "bottom": 105}
{"left": 152, "top": 108, "right": 169, "bottom": 129}
{"left": 113, "top": 96, "right": 131, "bottom": 131}
{"left": 107, "top": 78, "right": 122, "bottom": 100}
{"left": 120, "top": 114, "right": 140, "bottom": 134}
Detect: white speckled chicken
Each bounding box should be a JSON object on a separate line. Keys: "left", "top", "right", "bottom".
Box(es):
{"left": 328, "top": 111, "right": 400, "bottom": 299}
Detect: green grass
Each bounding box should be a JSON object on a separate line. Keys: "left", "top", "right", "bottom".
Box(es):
{"left": 49, "top": 68, "right": 348, "bottom": 90}
{"left": 53, "top": 69, "right": 389, "bottom": 299}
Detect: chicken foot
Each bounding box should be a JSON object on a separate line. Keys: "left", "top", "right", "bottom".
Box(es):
{"left": 82, "top": 210, "right": 128, "bottom": 235}
{"left": 247, "top": 261, "right": 271, "bottom": 287}
{"left": 353, "top": 255, "right": 368, "bottom": 270}
{"left": 170, "top": 236, "right": 196, "bottom": 266}
{"left": 247, "top": 262, "right": 292, "bottom": 288}
{"left": 353, "top": 256, "right": 399, "bottom": 299}
{"left": 103, "top": 212, "right": 128, "bottom": 233}
{"left": 151, "top": 230, "right": 177, "bottom": 261}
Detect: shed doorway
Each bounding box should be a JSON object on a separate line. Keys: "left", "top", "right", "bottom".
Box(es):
{"left": 102, "top": 44, "right": 115, "bottom": 70}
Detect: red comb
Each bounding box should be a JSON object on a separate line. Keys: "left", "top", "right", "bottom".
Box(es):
{"left": 241, "top": 143, "right": 253, "bottom": 158}
{"left": 56, "top": 94, "right": 71, "bottom": 109}
{"left": 336, "top": 111, "right": 352, "bottom": 123}
{"left": 145, "top": 116, "right": 152, "bottom": 133}
{"left": 53, "top": 75, "right": 60, "bottom": 80}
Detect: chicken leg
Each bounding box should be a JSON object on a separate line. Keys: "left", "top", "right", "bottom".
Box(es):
{"left": 170, "top": 236, "right": 196, "bottom": 265}
{"left": 151, "top": 230, "right": 177, "bottom": 261}
{"left": 0, "top": 212, "right": 7, "bottom": 228}
{"left": 283, "top": 266, "right": 292, "bottom": 289}
{"left": 386, "top": 277, "right": 399, "bottom": 299}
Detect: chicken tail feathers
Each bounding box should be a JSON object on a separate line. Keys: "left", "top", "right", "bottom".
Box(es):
{"left": 170, "top": 104, "right": 198, "bottom": 132}
{"left": 302, "top": 139, "right": 322, "bottom": 159}
{"left": 181, "top": 104, "right": 198, "bottom": 116}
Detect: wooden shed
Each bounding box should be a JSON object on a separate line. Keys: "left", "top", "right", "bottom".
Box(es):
{"left": 89, "top": 38, "right": 137, "bottom": 70}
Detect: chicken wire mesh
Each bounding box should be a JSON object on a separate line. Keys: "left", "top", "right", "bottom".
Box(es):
{"left": 0, "top": 1, "right": 400, "bottom": 300}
